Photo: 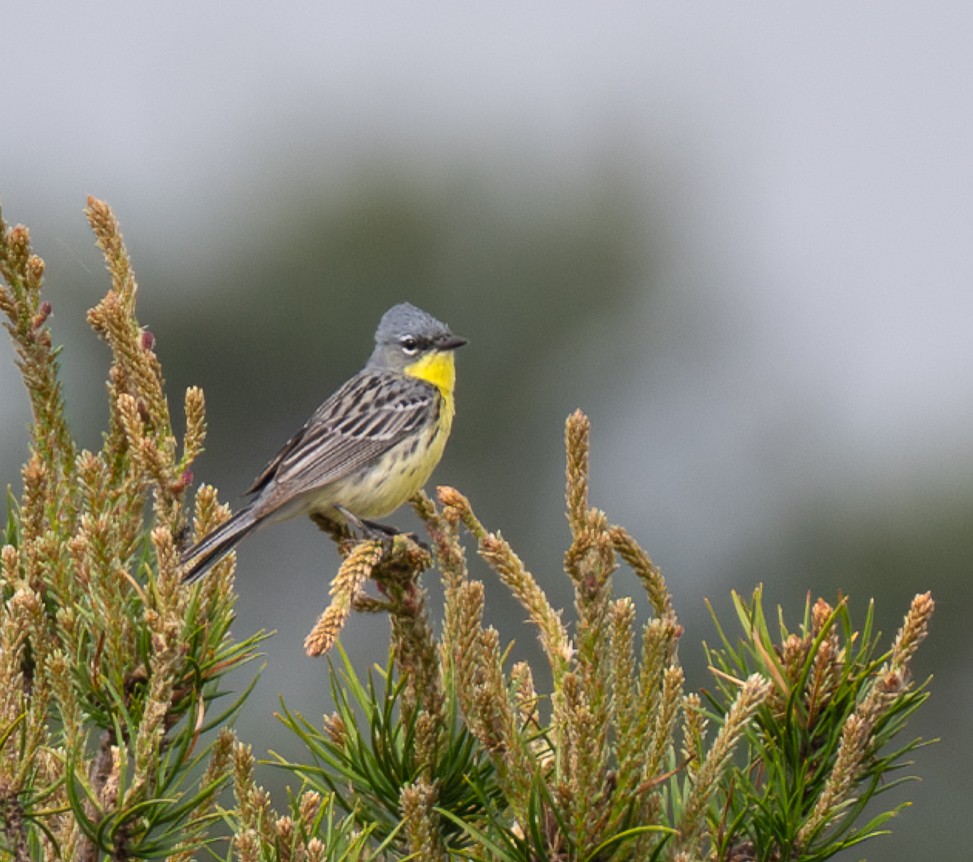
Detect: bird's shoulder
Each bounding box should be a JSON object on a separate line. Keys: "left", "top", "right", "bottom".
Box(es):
{"left": 312, "top": 369, "right": 438, "bottom": 426}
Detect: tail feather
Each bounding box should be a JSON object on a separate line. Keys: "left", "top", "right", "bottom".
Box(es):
{"left": 181, "top": 506, "right": 261, "bottom": 584}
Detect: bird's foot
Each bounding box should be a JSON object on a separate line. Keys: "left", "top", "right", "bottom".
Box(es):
{"left": 333, "top": 505, "right": 430, "bottom": 553}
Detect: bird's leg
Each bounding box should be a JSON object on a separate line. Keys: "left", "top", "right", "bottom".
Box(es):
{"left": 310, "top": 511, "right": 354, "bottom": 543}
{"left": 333, "top": 504, "right": 385, "bottom": 538}
{"left": 334, "top": 505, "right": 429, "bottom": 552}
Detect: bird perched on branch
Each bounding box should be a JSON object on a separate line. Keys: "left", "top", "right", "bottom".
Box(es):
{"left": 181, "top": 302, "right": 466, "bottom": 582}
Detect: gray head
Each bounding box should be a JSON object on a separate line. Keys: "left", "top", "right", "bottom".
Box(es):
{"left": 366, "top": 302, "right": 467, "bottom": 372}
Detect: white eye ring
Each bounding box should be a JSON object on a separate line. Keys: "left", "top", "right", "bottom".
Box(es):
{"left": 400, "top": 336, "right": 420, "bottom": 356}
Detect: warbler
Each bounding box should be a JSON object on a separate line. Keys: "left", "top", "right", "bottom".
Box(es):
{"left": 180, "top": 302, "right": 466, "bottom": 583}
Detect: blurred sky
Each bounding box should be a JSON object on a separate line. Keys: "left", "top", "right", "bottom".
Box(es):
{"left": 3, "top": 5, "right": 972, "bottom": 860}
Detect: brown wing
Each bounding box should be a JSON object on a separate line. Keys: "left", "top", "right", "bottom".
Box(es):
{"left": 244, "top": 370, "right": 437, "bottom": 501}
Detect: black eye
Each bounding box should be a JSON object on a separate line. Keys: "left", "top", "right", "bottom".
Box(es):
{"left": 400, "top": 336, "right": 419, "bottom": 355}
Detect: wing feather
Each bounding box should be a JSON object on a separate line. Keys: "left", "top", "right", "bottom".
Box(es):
{"left": 244, "top": 371, "right": 436, "bottom": 504}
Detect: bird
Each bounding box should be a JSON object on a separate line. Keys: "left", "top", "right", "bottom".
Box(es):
{"left": 180, "top": 302, "right": 466, "bottom": 583}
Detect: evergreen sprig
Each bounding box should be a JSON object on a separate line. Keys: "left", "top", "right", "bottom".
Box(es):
{"left": 0, "top": 200, "right": 266, "bottom": 861}
{"left": 704, "top": 588, "right": 934, "bottom": 862}
{"left": 271, "top": 645, "right": 498, "bottom": 858}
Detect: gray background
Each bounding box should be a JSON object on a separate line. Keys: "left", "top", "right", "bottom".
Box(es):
{"left": 3, "top": 5, "right": 970, "bottom": 859}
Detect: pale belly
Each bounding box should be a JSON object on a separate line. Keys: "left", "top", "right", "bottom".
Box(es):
{"left": 273, "top": 411, "right": 451, "bottom": 523}
{"left": 331, "top": 419, "right": 448, "bottom": 518}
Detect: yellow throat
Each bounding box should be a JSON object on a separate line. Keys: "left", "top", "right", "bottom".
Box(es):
{"left": 403, "top": 349, "right": 457, "bottom": 399}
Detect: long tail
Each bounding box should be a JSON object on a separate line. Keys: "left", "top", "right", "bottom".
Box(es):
{"left": 181, "top": 505, "right": 261, "bottom": 584}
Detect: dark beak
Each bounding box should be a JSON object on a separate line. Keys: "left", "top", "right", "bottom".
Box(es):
{"left": 437, "top": 333, "right": 468, "bottom": 350}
